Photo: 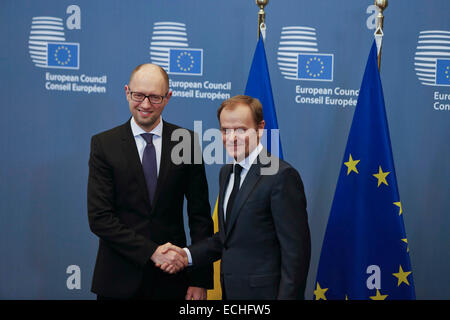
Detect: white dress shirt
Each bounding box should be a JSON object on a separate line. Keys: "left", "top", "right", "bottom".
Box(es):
{"left": 130, "top": 116, "right": 163, "bottom": 175}
{"left": 223, "top": 143, "right": 263, "bottom": 221}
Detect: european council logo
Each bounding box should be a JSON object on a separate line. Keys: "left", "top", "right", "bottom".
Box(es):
{"left": 169, "top": 49, "right": 203, "bottom": 76}
{"left": 149, "top": 21, "right": 203, "bottom": 76}
{"left": 277, "top": 26, "right": 319, "bottom": 80}
{"left": 414, "top": 30, "right": 450, "bottom": 86}
{"left": 277, "top": 26, "right": 333, "bottom": 82}
{"left": 28, "top": 16, "right": 80, "bottom": 70}
{"left": 298, "top": 53, "right": 333, "bottom": 81}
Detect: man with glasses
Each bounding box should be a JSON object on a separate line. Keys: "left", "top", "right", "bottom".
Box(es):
{"left": 87, "top": 63, "right": 213, "bottom": 300}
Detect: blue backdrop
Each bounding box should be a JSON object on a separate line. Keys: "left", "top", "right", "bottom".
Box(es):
{"left": 0, "top": 0, "right": 448, "bottom": 299}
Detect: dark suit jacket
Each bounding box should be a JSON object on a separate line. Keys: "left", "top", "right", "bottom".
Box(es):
{"left": 189, "top": 150, "right": 311, "bottom": 300}
{"left": 87, "top": 119, "right": 213, "bottom": 298}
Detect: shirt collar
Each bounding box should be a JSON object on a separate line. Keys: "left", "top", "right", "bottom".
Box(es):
{"left": 234, "top": 143, "right": 263, "bottom": 171}
{"left": 130, "top": 116, "right": 163, "bottom": 138}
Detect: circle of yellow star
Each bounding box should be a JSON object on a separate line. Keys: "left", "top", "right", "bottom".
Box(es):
{"left": 306, "top": 57, "right": 324, "bottom": 78}
{"left": 370, "top": 289, "right": 388, "bottom": 300}
{"left": 176, "top": 51, "right": 194, "bottom": 72}
{"left": 373, "top": 165, "right": 390, "bottom": 187}
{"left": 392, "top": 265, "right": 412, "bottom": 287}
{"left": 314, "top": 283, "right": 328, "bottom": 300}
{"left": 344, "top": 154, "right": 360, "bottom": 175}
{"left": 54, "top": 45, "right": 71, "bottom": 66}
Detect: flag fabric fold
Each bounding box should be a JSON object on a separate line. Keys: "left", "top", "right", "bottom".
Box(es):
{"left": 314, "top": 40, "right": 415, "bottom": 300}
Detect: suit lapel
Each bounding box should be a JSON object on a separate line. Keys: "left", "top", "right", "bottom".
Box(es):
{"left": 224, "top": 148, "right": 273, "bottom": 238}
{"left": 120, "top": 120, "right": 152, "bottom": 211}
{"left": 224, "top": 162, "right": 262, "bottom": 238}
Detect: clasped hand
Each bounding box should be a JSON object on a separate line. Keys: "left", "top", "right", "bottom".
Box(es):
{"left": 150, "top": 242, "right": 188, "bottom": 274}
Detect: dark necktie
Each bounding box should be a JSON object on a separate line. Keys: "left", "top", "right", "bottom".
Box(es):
{"left": 225, "top": 164, "right": 243, "bottom": 229}
{"left": 141, "top": 133, "right": 157, "bottom": 205}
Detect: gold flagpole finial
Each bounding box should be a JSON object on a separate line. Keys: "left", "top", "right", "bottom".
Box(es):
{"left": 374, "top": 0, "right": 388, "bottom": 70}
{"left": 256, "top": 0, "right": 269, "bottom": 40}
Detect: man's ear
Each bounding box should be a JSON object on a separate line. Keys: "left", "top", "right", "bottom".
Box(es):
{"left": 257, "top": 120, "right": 265, "bottom": 139}
{"left": 165, "top": 89, "right": 172, "bottom": 102}
{"left": 124, "top": 84, "right": 129, "bottom": 100}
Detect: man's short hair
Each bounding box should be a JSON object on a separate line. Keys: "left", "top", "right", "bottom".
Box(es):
{"left": 217, "top": 95, "right": 264, "bottom": 126}
{"left": 129, "top": 63, "right": 169, "bottom": 90}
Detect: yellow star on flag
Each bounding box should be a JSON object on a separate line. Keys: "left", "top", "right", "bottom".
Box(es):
{"left": 392, "top": 265, "right": 412, "bottom": 287}
{"left": 394, "top": 202, "right": 403, "bottom": 215}
{"left": 369, "top": 289, "right": 388, "bottom": 300}
{"left": 314, "top": 283, "right": 328, "bottom": 300}
{"left": 344, "top": 154, "right": 360, "bottom": 175}
{"left": 373, "top": 166, "right": 390, "bottom": 187}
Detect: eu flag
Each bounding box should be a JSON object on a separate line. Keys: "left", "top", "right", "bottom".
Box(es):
{"left": 245, "top": 36, "right": 283, "bottom": 159}
{"left": 298, "top": 53, "right": 333, "bottom": 81}
{"left": 47, "top": 42, "right": 79, "bottom": 69}
{"left": 314, "top": 41, "right": 415, "bottom": 300}
{"left": 169, "top": 48, "right": 203, "bottom": 75}
{"left": 435, "top": 58, "right": 450, "bottom": 85}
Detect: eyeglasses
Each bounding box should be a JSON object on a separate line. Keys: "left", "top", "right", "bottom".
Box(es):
{"left": 129, "top": 91, "right": 168, "bottom": 104}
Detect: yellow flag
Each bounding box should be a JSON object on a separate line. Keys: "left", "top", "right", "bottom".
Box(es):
{"left": 206, "top": 197, "right": 222, "bottom": 300}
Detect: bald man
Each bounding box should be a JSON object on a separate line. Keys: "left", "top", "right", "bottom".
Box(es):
{"left": 87, "top": 64, "right": 213, "bottom": 300}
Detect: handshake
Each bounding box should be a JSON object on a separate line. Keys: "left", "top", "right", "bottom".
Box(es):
{"left": 150, "top": 242, "right": 188, "bottom": 274}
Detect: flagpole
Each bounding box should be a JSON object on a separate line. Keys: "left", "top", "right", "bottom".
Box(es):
{"left": 256, "top": 0, "right": 268, "bottom": 40}
{"left": 374, "top": 0, "right": 388, "bottom": 70}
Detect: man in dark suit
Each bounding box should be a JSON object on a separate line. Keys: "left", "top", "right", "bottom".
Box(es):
{"left": 167, "top": 95, "right": 311, "bottom": 299}
{"left": 87, "top": 63, "right": 213, "bottom": 300}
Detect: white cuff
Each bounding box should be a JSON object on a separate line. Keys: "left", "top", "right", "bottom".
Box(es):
{"left": 183, "top": 248, "right": 193, "bottom": 266}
